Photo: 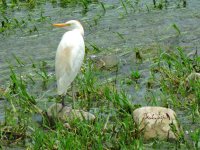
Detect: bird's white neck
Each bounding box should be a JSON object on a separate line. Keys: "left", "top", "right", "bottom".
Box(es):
{"left": 72, "top": 28, "right": 84, "bottom": 37}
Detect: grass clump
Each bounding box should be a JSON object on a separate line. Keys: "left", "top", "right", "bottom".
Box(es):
{"left": 155, "top": 48, "right": 199, "bottom": 103}
{"left": 0, "top": 54, "right": 143, "bottom": 149}
{"left": 1, "top": 47, "right": 200, "bottom": 149}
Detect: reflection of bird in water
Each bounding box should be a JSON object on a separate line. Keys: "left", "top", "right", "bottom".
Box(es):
{"left": 53, "top": 20, "right": 85, "bottom": 106}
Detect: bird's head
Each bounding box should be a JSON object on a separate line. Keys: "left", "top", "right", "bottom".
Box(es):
{"left": 53, "top": 20, "right": 84, "bottom": 36}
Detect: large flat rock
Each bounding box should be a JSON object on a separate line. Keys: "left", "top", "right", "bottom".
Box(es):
{"left": 47, "top": 103, "right": 95, "bottom": 122}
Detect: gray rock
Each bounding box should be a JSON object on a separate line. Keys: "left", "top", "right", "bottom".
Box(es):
{"left": 91, "top": 54, "right": 119, "bottom": 69}
{"left": 47, "top": 103, "right": 95, "bottom": 122}
{"left": 184, "top": 72, "right": 200, "bottom": 89}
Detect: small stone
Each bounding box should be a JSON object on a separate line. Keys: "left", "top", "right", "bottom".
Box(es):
{"left": 70, "top": 109, "right": 96, "bottom": 121}
{"left": 187, "top": 51, "right": 198, "bottom": 58}
{"left": 47, "top": 103, "right": 63, "bottom": 117}
{"left": 185, "top": 72, "right": 200, "bottom": 89}
{"left": 91, "top": 55, "right": 119, "bottom": 69}
{"left": 63, "top": 123, "right": 71, "bottom": 129}
{"left": 100, "top": 55, "right": 119, "bottom": 68}
{"left": 0, "top": 87, "right": 7, "bottom": 97}
{"left": 186, "top": 72, "right": 200, "bottom": 82}
{"left": 47, "top": 103, "right": 96, "bottom": 122}
{"left": 133, "top": 106, "right": 181, "bottom": 141}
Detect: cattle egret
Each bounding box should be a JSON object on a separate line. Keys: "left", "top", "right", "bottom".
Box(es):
{"left": 53, "top": 20, "right": 85, "bottom": 106}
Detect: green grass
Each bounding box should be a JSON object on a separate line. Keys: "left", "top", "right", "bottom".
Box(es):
{"left": 0, "top": 0, "right": 98, "bottom": 10}
{"left": 0, "top": 0, "right": 98, "bottom": 35}
{"left": 0, "top": 10, "right": 50, "bottom": 35}
{"left": 0, "top": 47, "right": 199, "bottom": 149}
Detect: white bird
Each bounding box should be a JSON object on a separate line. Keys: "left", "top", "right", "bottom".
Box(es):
{"left": 53, "top": 20, "right": 85, "bottom": 106}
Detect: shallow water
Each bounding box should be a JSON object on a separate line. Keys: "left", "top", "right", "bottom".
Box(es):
{"left": 0, "top": 0, "right": 200, "bottom": 148}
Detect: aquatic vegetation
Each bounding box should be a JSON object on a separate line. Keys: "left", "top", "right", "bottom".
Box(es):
{"left": 0, "top": 10, "right": 50, "bottom": 35}
{"left": 120, "top": 0, "right": 128, "bottom": 14}
{"left": 0, "top": 16, "right": 26, "bottom": 34}
{"left": 0, "top": 0, "right": 99, "bottom": 12}
{"left": 1, "top": 47, "right": 199, "bottom": 149}
{"left": 172, "top": 23, "right": 181, "bottom": 35}
{"left": 148, "top": 47, "right": 200, "bottom": 125}
{"left": 131, "top": 70, "right": 141, "bottom": 80}
{"left": 152, "top": 0, "right": 187, "bottom": 9}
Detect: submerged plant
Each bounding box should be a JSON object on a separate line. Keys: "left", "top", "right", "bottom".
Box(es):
{"left": 120, "top": 0, "right": 128, "bottom": 14}
{"left": 131, "top": 70, "right": 141, "bottom": 80}
{"left": 172, "top": 23, "right": 181, "bottom": 35}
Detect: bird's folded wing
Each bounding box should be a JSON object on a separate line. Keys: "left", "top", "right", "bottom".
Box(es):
{"left": 55, "top": 46, "right": 73, "bottom": 80}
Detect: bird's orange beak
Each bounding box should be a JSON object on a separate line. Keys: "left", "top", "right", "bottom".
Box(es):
{"left": 53, "top": 23, "right": 69, "bottom": 27}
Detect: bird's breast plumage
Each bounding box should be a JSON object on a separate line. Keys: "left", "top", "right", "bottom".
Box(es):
{"left": 55, "top": 30, "right": 85, "bottom": 95}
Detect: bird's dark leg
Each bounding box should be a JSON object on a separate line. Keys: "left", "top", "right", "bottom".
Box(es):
{"left": 59, "top": 95, "right": 65, "bottom": 107}
{"left": 71, "top": 82, "right": 75, "bottom": 109}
